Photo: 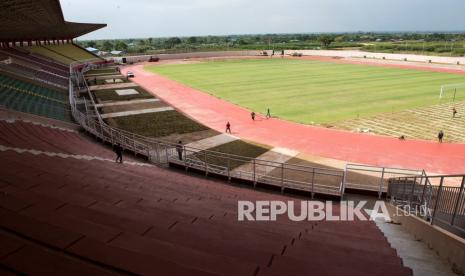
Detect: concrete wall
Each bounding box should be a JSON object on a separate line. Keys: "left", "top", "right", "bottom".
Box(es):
{"left": 386, "top": 203, "right": 465, "bottom": 275}
{"left": 113, "top": 50, "right": 265, "bottom": 64}
{"left": 285, "top": 49, "right": 465, "bottom": 65}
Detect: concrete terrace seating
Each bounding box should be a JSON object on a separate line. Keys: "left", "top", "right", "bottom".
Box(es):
{"left": 0, "top": 74, "right": 71, "bottom": 121}
{"left": 26, "top": 44, "right": 99, "bottom": 65}
{"left": 26, "top": 46, "right": 75, "bottom": 65}
{"left": 0, "top": 48, "right": 69, "bottom": 77}
{"left": 0, "top": 117, "right": 413, "bottom": 275}
{"left": 44, "top": 43, "right": 98, "bottom": 61}
{"left": 0, "top": 61, "right": 68, "bottom": 89}
{"left": 0, "top": 120, "right": 119, "bottom": 158}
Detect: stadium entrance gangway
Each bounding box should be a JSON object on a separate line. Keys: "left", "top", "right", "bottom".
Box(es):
{"left": 388, "top": 172, "right": 465, "bottom": 238}
{"left": 343, "top": 164, "right": 423, "bottom": 199}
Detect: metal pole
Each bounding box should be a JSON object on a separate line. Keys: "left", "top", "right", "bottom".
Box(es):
{"left": 281, "top": 163, "right": 284, "bottom": 189}
{"left": 204, "top": 151, "right": 208, "bottom": 176}
{"left": 133, "top": 134, "right": 137, "bottom": 156}
{"left": 227, "top": 158, "right": 231, "bottom": 182}
{"left": 184, "top": 147, "right": 188, "bottom": 171}
{"left": 409, "top": 177, "right": 417, "bottom": 204}
{"left": 341, "top": 165, "right": 348, "bottom": 197}
{"left": 378, "top": 167, "right": 385, "bottom": 199}
{"left": 431, "top": 177, "right": 445, "bottom": 225}
{"left": 155, "top": 143, "right": 160, "bottom": 163}
{"left": 451, "top": 176, "right": 465, "bottom": 226}
{"left": 253, "top": 159, "right": 257, "bottom": 188}
{"left": 420, "top": 175, "right": 428, "bottom": 206}
{"left": 311, "top": 168, "right": 315, "bottom": 199}
{"left": 165, "top": 146, "right": 169, "bottom": 164}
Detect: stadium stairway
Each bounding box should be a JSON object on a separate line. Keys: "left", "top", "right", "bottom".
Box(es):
{"left": 0, "top": 118, "right": 413, "bottom": 275}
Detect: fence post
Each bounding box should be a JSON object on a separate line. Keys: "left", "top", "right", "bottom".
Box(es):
{"left": 184, "top": 147, "right": 188, "bottom": 171}
{"left": 341, "top": 165, "right": 348, "bottom": 197}
{"left": 133, "top": 134, "right": 137, "bottom": 156}
{"left": 420, "top": 175, "right": 428, "bottom": 206}
{"left": 253, "top": 159, "right": 257, "bottom": 188}
{"left": 204, "top": 151, "right": 208, "bottom": 176}
{"left": 451, "top": 176, "right": 465, "bottom": 226}
{"left": 409, "top": 177, "right": 417, "bottom": 204}
{"left": 281, "top": 163, "right": 284, "bottom": 191}
{"left": 311, "top": 168, "right": 315, "bottom": 199}
{"left": 378, "top": 167, "right": 385, "bottom": 199}
{"left": 165, "top": 146, "right": 169, "bottom": 164}
{"left": 227, "top": 158, "right": 231, "bottom": 182}
{"left": 431, "top": 176, "right": 444, "bottom": 225}
{"left": 155, "top": 143, "right": 160, "bottom": 163}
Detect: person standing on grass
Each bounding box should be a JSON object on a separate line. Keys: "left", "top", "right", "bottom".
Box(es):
{"left": 266, "top": 108, "right": 271, "bottom": 119}
{"left": 114, "top": 144, "right": 123, "bottom": 163}
{"left": 251, "top": 112, "right": 256, "bottom": 121}
{"left": 438, "top": 130, "right": 444, "bottom": 143}
{"left": 176, "top": 141, "right": 183, "bottom": 161}
{"left": 452, "top": 107, "right": 457, "bottom": 118}
{"left": 226, "top": 121, "right": 231, "bottom": 133}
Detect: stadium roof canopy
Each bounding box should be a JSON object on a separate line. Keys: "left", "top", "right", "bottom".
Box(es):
{"left": 0, "top": 0, "right": 106, "bottom": 42}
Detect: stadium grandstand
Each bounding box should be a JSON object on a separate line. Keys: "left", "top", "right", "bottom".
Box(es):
{"left": 0, "top": 1, "right": 464, "bottom": 276}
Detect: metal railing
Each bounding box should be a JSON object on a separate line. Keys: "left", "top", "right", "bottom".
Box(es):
{"left": 343, "top": 164, "right": 423, "bottom": 198}
{"left": 68, "top": 61, "right": 345, "bottom": 197}
{"left": 388, "top": 172, "right": 465, "bottom": 238}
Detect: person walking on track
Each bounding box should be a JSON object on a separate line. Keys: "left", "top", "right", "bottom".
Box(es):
{"left": 226, "top": 121, "right": 231, "bottom": 133}
{"left": 438, "top": 130, "right": 444, "bottom": 143}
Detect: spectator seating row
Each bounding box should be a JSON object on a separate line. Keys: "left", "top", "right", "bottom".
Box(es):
{"left": 0, "top": 118, "right": 412, "bottom": 275}
{"left": 0, "top": 74, "right": 71, "bottom": 121}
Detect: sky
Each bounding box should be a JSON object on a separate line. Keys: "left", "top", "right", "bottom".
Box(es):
{"left": 60, "top": 0, "right": 465, "bottom": 40}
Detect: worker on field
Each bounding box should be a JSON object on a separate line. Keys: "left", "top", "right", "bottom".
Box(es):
{"left": 226, "top": 122, "right": 231, "bottom": 133}
{"left": 251, "top": 112, "right": 256, "bottom": 121}
{"left": 176, "top": 141, "right": 184, "bottom": 161}
{"left": 452, "top": 107, "right": 457, "bottom": 118}
{"left": 266, "top": 108, "right": 271, "bottom": 119}
{"left": 438, "top": 130, "right": 444, "bottom": 143}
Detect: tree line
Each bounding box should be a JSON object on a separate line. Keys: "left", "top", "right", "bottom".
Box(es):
{"left": 77, "top": 32, "right": 465, "bottom": 57}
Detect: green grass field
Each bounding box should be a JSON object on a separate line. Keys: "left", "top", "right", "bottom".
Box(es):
{"left": 146, "top": 58, "right": 465, "bottom": 124}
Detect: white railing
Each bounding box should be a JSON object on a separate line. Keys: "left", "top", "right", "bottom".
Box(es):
{"left": 69, "top": 60, "right": 429, "bottom": 199}
{"left": 342, "top": 163, "right": 423, "bottom": 198}
{"left": 68, "top": 60, "right": 347, "bottom": 197}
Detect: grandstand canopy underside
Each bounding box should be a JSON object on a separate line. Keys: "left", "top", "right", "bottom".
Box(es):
{"left": 0, "top": 0, "right": 106, "bottom": 43}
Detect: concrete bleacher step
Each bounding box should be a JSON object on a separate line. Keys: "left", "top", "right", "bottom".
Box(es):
{"left": 0, "top": 119, "right": 415, "bottom": 275}
{"left": 285, "top": 239, "right": 403, "bottom": 266}
{"left": 109, "top": 233, "right": 258, "bottom": 276}
{"left": 0, "top": 232, "right": 115, "bottom": 275}
{"left": 301, "top": 230, "right": 398, "bottom": 256}
{"left": 260, "top": 253, "right": 412, "bottom": 276}
{"left": 68, "top": 237, "right": 219, "bottom": 276}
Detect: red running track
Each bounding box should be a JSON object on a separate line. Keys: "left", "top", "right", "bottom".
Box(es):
{"left": 123, "top": 64, "right": 465, "bottom": 174}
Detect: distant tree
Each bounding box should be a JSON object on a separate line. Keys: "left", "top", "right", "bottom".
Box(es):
{"left": 165, "top": 37, "right": 182, "bottom": 48}
{"left": 187, "top": 36, "right": 198, "bottom": 44}
{"left": 148, "top": 37, "right": 153, "bottom": 45}
{"left": 115, "top": 41, "right": 128, "bottom": 51}
{"left": 139, "top": 39, "right": 146, "bottom": 46}
{"left": 86, "top": 41, "right": 97, "bottom": 48}
{"left": 237, "top": 39, "right": 248, "bottom": 45}
{"left": 318, "top": 35, "right": 335, "bottom": 48}
{"left": 102, "top": 40, "right": 113, "bottom": 51}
